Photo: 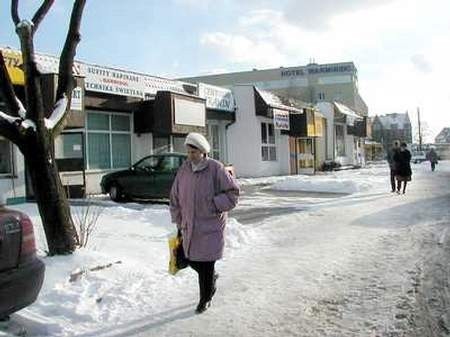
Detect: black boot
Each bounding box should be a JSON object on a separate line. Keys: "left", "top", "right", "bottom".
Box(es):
{"left": 211, "top": 273, "right": 219, "bottom": 299}
{"left": 195, "top": 300, "right": 211, "bottom": 314}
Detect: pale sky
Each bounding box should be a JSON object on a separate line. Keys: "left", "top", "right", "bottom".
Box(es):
{"left": 1, "top": 0, "right": 449, "bottom": 142}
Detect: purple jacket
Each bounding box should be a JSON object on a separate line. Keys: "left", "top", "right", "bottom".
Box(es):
{"left": 170, "top": 158, "right": 240, "bottom": 261}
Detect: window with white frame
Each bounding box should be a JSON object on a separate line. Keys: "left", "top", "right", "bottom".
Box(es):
{"left": 261, "top": 122, "right": 276, "bottom": 161}
{"left": 206, "top": 124, "right": 221, "bottom": 160}
{"left": 0, "top": 137, "right": 13, "bottom": 175}
{"left": 86, "top": 111, "right": 131, "bottom": 170}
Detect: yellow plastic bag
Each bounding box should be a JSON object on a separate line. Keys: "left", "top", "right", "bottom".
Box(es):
{"left": 168, "top": 235, "right": 181, "bottom": 275}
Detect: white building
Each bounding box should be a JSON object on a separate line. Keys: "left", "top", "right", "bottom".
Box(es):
{"left": 316, "top": 102, "right": 366, "bottom": 167}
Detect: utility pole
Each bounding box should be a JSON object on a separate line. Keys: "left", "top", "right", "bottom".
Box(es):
{"left": 417, "top": 107, "right": 422, "bottom": 151}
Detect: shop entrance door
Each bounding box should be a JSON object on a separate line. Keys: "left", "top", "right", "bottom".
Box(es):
{"left": 55, "top": 132, "right": 86, "bottom": 198}
{"left": 289, "top": 137, "right": 315, "bottom": 174}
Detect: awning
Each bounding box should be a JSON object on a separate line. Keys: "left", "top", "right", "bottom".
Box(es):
{"left": 255, "top": 87, "right": 302, "bottom": 114}
{"left": 1, "top": 47, "right": 84, "bottom": 85}
{"left": 334, "top": 102, "right": 363, "bottom": 126}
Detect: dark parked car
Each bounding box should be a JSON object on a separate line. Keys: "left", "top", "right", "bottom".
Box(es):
{"left": 100, "top": 153, "right": 187, "bottom": 201}
{"left": 0, "top": 206, "right": 45, "bottom": 319}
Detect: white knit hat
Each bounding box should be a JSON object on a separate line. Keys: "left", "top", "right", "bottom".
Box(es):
{"left": 184, "top": 132, "right": 211, "bottom": 153}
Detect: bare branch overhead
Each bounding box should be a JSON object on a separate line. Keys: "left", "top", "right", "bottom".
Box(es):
{"left": 11, "top": 0, "right": 21, "bottom": 26}
{"left": 52, "top": 0, "right": 85, "bottom": 135}
{"left": 0, "top": 51, "right": 21, "bottom": 117}
{"left": 32, "top": 0, "right": 55, "bottom": 34}
{"left": 56, "top": 0, "right": 86, "bottom": 100}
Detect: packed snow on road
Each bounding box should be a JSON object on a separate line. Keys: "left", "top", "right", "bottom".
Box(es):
{"left": 1, "top": 161, "right": 449, "bottom": 337}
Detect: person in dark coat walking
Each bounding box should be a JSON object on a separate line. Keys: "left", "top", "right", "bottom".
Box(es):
{"left": 426, "top": 148, "right": 438, "bottom": 171}
{"left": 393, "top": 142, "right": 412, "bottom": 194}
{"left": 387, "top": 140, "right": 400, "bottom": 192}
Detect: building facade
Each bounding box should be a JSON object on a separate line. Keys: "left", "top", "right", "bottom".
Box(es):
{"left": 371, "top": 113, "right": 412, "bottom": 151}
{"left": 435, "top": 127, "right": 450, "bottom": 143}
{"left": 181, "top": 61, "right": 368, "bottom": 116}
{"left": 0, "top": 47, "right": 235, "bottom": 202}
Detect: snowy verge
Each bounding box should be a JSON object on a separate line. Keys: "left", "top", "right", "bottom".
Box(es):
{"left": 5, "top": 203, "right": 252, "bottom": 337}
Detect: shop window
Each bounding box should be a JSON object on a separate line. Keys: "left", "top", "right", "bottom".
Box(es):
{"left": 0, "top": 137, "right": 13, "bottom": 175}
{"left": 206, "top": 124, "right": 221, "bottom": 160}
{"left": 86, "top": 111, "right": 131, "bottom": 170}
{"left": 172, "top": 136, "right": 186, "bottom": 154}
{"left": 112, "top": 134, "right": 131, "bottom": 168}
{"left": 153, "top": 136, "right": 170, "bottom": 154}
{"left": 261, "top": 122, "right": 276, "bottom": 161}
{"left": 55, "top": 133, "right": 83, "bottom": 159}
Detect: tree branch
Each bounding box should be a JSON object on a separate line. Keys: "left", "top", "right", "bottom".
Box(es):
{"left": 11, "top": 0, "right": 21, "bottom": 26}
{"left": 0, "top": 51, "right": 22, "bottom": 117}
{"left": 0, "top": 112, "right": 23, "bottom": 146}
{"left": 16, "top": 20, "right": 45, "bottom": 128}
{"left": 53, "top": 0, "right": 86, "bottom": 135}
{"left": 32, "top": 0, "right": 54, "bottom": 34}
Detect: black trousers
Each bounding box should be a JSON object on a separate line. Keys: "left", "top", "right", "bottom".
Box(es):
{"left": 390, "top": 169, "right": 396, "bottom": 191}
{"left": 189, "top": 260, "right": 215, "bottom": 304}
{"left": 431, "top": 162, "right": 436, "bottom": 171}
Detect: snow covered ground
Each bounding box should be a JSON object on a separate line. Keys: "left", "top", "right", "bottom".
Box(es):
{"left": 1, "top": 161, "right": 449, "bottom": 337}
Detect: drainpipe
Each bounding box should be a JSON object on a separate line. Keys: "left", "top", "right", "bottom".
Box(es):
{"left": 224, "top": 108, "right": 237, "bottom": 165}
{"left": 10, "top": 141, "right": 16, "bottom": 201}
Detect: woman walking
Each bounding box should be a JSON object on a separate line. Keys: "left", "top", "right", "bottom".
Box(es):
{"left": 170, "top": 132, "right": 240, "bottom": 314}
{"left": 393, "top": 142, "right": 412, "bottom": 194}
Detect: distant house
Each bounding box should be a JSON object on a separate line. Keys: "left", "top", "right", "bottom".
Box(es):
{"left": 435, "top": 127, "right": 450, "bottom": 143}
{"left": 371, "top": 113, "right": 412, "bottom": 150}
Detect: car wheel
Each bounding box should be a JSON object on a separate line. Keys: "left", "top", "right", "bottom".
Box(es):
{"left": 109, "top": 184, "right": 124, "bottom": 202}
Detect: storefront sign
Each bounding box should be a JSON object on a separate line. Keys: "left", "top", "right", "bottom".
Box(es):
{"left": 198, "top": 83, "right": 234, "bottom": 112}
{"left": 174, "top": 98, "right": 205, "bottom": 127}
{"left": 1, "top": 48, "right": 24, "bottom": 85}
{"left": 70, "top": 87, "right": 83, "bottom": 111}
{"left": 1, "top": 47, "right": 189, "bottom": 100}
{"left": 1, "top": 47, "right": 84, "bottom": 85}
{"left": 273, "top": 109, "right": 290, "bottom": 130}
{"left": 84, "top": 64, "right": 186, "bottom": 99}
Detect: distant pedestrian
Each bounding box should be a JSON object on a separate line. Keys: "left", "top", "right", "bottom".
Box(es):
{"left": 426, "top": 148, "right": 438, "bottom": 172}
{"left": 170, "top": 132, "right": 240, "bottom": 314}
{"left": 387, "top": 140, "right": 400, "bottom": 192}
{"left": 393, "top": 142, "right": 412, "bottom": 194}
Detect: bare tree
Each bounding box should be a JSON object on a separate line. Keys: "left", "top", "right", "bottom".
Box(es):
{"left": 0, "top": 0, "right": 86, "bottom": 255}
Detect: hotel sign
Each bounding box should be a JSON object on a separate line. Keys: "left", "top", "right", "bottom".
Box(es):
{"left": 281, "top": 64, "right": 354, "bottom": 77}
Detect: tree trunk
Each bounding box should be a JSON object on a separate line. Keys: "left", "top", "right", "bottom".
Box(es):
{"left": 22, "top": 134, "right": 77, "bottom": 255}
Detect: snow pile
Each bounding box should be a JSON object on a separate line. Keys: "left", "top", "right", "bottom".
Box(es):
{"left": 225, "top": 217, "right": 253, "bottom": 250}
{"left": 271, "top": 174, "right": 373, "bottom": 194}
{"left": 238, "top": 175, "right": 291, "bottom": 186}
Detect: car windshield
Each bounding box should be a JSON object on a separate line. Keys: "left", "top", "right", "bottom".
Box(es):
{"left": 134, "top": 156, "right": 159, "bottom": 171}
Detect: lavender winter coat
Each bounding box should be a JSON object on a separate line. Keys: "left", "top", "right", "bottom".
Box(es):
{"left": 170, "top": 158, "right": 240, "bottom": 261}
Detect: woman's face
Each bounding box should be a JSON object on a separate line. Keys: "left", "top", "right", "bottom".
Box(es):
{"left": 186, "top": 145, "right": 203, "bottom": 162}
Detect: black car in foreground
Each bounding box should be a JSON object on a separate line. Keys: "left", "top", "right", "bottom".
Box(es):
{"left": 100, "top": 153, "right": 187, "bottom": 201}
{"left": 0, "top": 205, "right": 45, "bottom": 319}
